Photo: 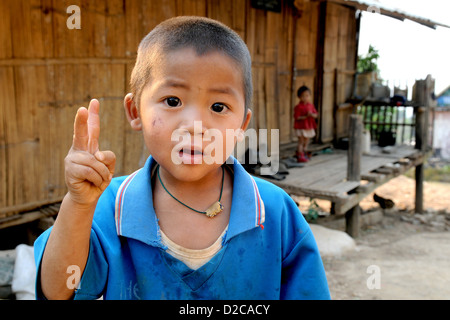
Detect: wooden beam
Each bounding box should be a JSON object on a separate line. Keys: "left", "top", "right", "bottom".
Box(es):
{"left": 347, "top": 114, "right": 362, "bottom": 181}
{"left": 414, "top": 107, "right": 426, "bottom": 214}
{"left": 0, "top": 198, "right": 63, "bottom": 217}
{"left": 0, "top": 57, "right": 136, "bottom": 67}
{"left": 0, "top": 203, "right": 60, "bottom": 229}
{"left": 345, "top": 114, "right": 363, "bottom": 236}
{"left": 345, "top": 205, "right": 360, "bottom": 237}
{"left": 314, "top": 1, "right": 327, "bottom": 142}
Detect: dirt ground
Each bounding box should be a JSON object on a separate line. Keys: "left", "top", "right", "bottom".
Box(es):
{"left": 303, "top": 175, "right": 450, "bottom": 300}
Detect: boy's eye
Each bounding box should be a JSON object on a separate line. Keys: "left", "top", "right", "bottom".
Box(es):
{"left": 211, "top": 103, "right": 227, "bottom": 113}
{"left": 165, "top": 97, "right": 181, "bottom": 107}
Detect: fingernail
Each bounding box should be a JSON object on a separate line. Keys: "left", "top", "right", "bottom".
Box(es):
{"left": 109, "top": 173, "right": 113, "bottom": 181}
{"left": 96, "top": 151, "right": 105, "bottom": 161}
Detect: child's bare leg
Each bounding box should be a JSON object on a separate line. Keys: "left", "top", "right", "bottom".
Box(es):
{"left": 303, "top": 137, "right": 310, "bottom": 154}
{"left": 303, "top": 137, "right": 312, "bottom": 159}
{"left": 297, "top": 137, "right": 304, "bottom": 155}
{"left": 297, "top": 136, "right": 308, "bottom": 162}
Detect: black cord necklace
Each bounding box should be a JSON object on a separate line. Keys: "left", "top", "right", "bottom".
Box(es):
{"left": 156, "top": 165, "right": 225, "bottom": 218}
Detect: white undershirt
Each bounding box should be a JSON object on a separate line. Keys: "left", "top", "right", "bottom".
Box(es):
{"left": 160, "top": 227, "right": 228, "bottom": 270}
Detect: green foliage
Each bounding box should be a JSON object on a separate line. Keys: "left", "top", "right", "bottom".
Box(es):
{"left": 305, "top": 199, "right": 320, "bottom": 222}
{"left": 357, "top": 45, "right": 380, "bottom": 73}
{"left": 404, "top": 165, "right": 450, "bottom": 183}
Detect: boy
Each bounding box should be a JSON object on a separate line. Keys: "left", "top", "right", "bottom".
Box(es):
{"left": 34, "top": 16, "right": 330, "bottom": 300}
{"left": 293, "top": 86, "right": 318, "bottom": 163}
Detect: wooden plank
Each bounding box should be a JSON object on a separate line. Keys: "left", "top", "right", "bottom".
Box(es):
{"left": 142, "top": 0, "right": 176, "bottom": 34}
{"left": 92, "top": 0, "right": 108, "bottom": 57}
{"left": 0, "top": 203, "right": 60, "bottom": 230}
{"left": 327, "top": 180, "right": 360, "bottom": 193}
{"left": 0, "top": 67, "right": 15, "bottom": 209}
{"left": 264, "top": 66, "right": 279, "bottom": 150}
{"left": 52, "top": 0, "right": 84, "bottom": 58}
{"left": 0, "top": 198, "right": 63, "bottom": 217}
{"left": 105, "top": 0, "right": 126, "bottom": 58}
{"left": 270, "top": 8, "right": 294, "bottom": 145}
{"left": 176, "top": 0, "right": 206, "bottom": 16}
{"left": 348, "top": 114, "right": 362, "bottom": 181}
{"left": 41, "top": 0, "right": 55, "bottom": 58}
{"left": 10, "top": 0, "right": 52, "bottom": 58}
{"left": 252, "top": 66, "right": 266, "bottom": 131}
{"left": 361, "top": 172, "right": 385, "bottom": 182}
{"left": 295, "top": 1, "right": 318, "bottom": 70}
{"left": 37, "top": 65, "right": 61, "bottom": 202}
{"left": 414, "top": 107, "right": 426, "bottom": 214}
{"left": 1, "top": 65, "right": 18, "bottom": 209}
{"left": 207, "top": 0, "right": 246, "bottom": 40}
{"left": 320, "top": 70, "right": 335, "bottom": 142}
{"left": 345, "top": 205, "right": 360, "bottom": 237}
{"left": 269, "top": 178, "right": 351, "bottom": 203}
{"left": 0, "top": 0, "right": 13, "bottom": 59}
{"left": 292, "top": 1, "right": 319, "bottom": 149}
{"left": 125, "top": 0, "right": 143, "bottom": 56}
{"left": 244, "top": 0, "right": 256, "bottom": 60}
{"left": 11, "top": 66, "right": 36, "bottom": 206}
{"left": 0, "top": 57, "right": 136, "bottom": 67}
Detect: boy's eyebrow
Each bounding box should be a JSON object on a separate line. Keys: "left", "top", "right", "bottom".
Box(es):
{"left": 159, "top": 79, "right": 189, "bottom": 89}
{"left": 159, "top": 79, "right": 240, "bottom": 97}
{"left": 208, "top": 86, "right": 235, "bottom": 95}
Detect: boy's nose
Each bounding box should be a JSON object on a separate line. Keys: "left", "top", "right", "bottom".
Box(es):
{"left": 178, "top": 107, "right": 208, "bottom": 135}
{"left": 180, "top": 120, "right": 206, "bottom": 137}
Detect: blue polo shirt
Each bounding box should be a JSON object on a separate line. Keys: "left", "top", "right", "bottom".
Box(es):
{"left": 34, "top": 156, "right": 330, "bottom": 300}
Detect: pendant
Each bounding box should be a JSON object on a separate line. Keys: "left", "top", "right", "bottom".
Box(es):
{"left": 205, "top": 201, "right": 224, "bottom": 218}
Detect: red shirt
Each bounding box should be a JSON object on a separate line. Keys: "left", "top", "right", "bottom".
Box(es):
{"left": 294, "top": 102, "right": 317, "bottom": 130}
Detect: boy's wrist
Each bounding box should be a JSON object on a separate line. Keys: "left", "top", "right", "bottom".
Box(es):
{"left": 63, "top": 193, "right": 98, "bottom": 216}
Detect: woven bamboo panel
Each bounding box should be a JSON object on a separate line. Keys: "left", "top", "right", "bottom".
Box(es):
{"left": 0, "top": 0, "right": 357, "bottom": 216}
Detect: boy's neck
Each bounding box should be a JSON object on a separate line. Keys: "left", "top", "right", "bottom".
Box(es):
{"left": 155, "top": 164, "right": 225, "bottom": 197}
{"left": 152, "top": 163, "right": 233, "bottom": 249}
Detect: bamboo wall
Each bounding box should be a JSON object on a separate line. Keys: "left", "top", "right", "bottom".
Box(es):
{"left": 319, "top": 1, "right": 358, "bottom": 142}
{"left": 0, "top": 0, "right": 357, "bottom": 214}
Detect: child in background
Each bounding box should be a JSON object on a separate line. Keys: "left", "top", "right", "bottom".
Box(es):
{"left": 293, "top": 85, "right": 318, "bottom": 163}
{"left": 34, "top": 17, "right": 330, "bottom": 300}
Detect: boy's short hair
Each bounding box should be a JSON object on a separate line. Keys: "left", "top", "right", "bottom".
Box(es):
{"left": 130, "top": 16, "right": 253, "bottom": 114}
{"left": 297, "top": 85, "right": 311, "bottom": 98}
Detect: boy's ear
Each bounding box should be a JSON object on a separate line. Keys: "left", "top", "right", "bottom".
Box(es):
{"left": 237, "top": 109, "right": 252, "bottom": 142}
{"left": 123, "top": 93, "right": 142, "bottom": 131}
{"left": 241, "top": 108, "right": 252, "bottom": 132}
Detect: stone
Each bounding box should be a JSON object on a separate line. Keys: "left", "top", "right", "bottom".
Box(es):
{"left": 309, "top": 224, "right": 357, "bottom": 258}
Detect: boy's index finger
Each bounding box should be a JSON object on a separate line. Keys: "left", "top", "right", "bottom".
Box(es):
{"left": 87, "top": 99, "right": 101, "bottom": 154}
{"left": 72, "top": 107, "right": 89, "bottom": 151}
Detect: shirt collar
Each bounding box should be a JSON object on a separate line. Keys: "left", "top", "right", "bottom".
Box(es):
{"left": 115, "top": 156, "right": 265, "bottom": 248}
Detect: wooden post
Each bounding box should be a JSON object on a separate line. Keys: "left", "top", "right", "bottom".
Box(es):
{"left": 415, "top": 164, "right": 424, "bottom": 214}
{"left": 415, "top": 107, "right": 426, "bottom": 214}
{"left": 347, "top": 114, "right": 362, "bottom": 181}
{"left": 314, "top": 1, "right": 327, "bottom": 142}
{"left": 346, "top": 114, "right": 363, "bottom": 237}
{"left": 346, "top": 205, "right": 360, "bottom": 238}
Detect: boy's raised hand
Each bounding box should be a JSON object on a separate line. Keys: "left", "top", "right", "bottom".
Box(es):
{"left": 65, "top": 99, "right": 116, "bottom": 207}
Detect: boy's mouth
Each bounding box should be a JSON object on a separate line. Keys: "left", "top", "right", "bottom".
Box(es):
{"left": 178, "top": 147, "right": 203, "bottom": 164}
{"left": 179, "top": 147, "right": 203, "bottom": 156}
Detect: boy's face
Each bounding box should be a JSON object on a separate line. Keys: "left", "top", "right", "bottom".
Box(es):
{"left": 125, "top": 47, "right": 251, "bottom": 181}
